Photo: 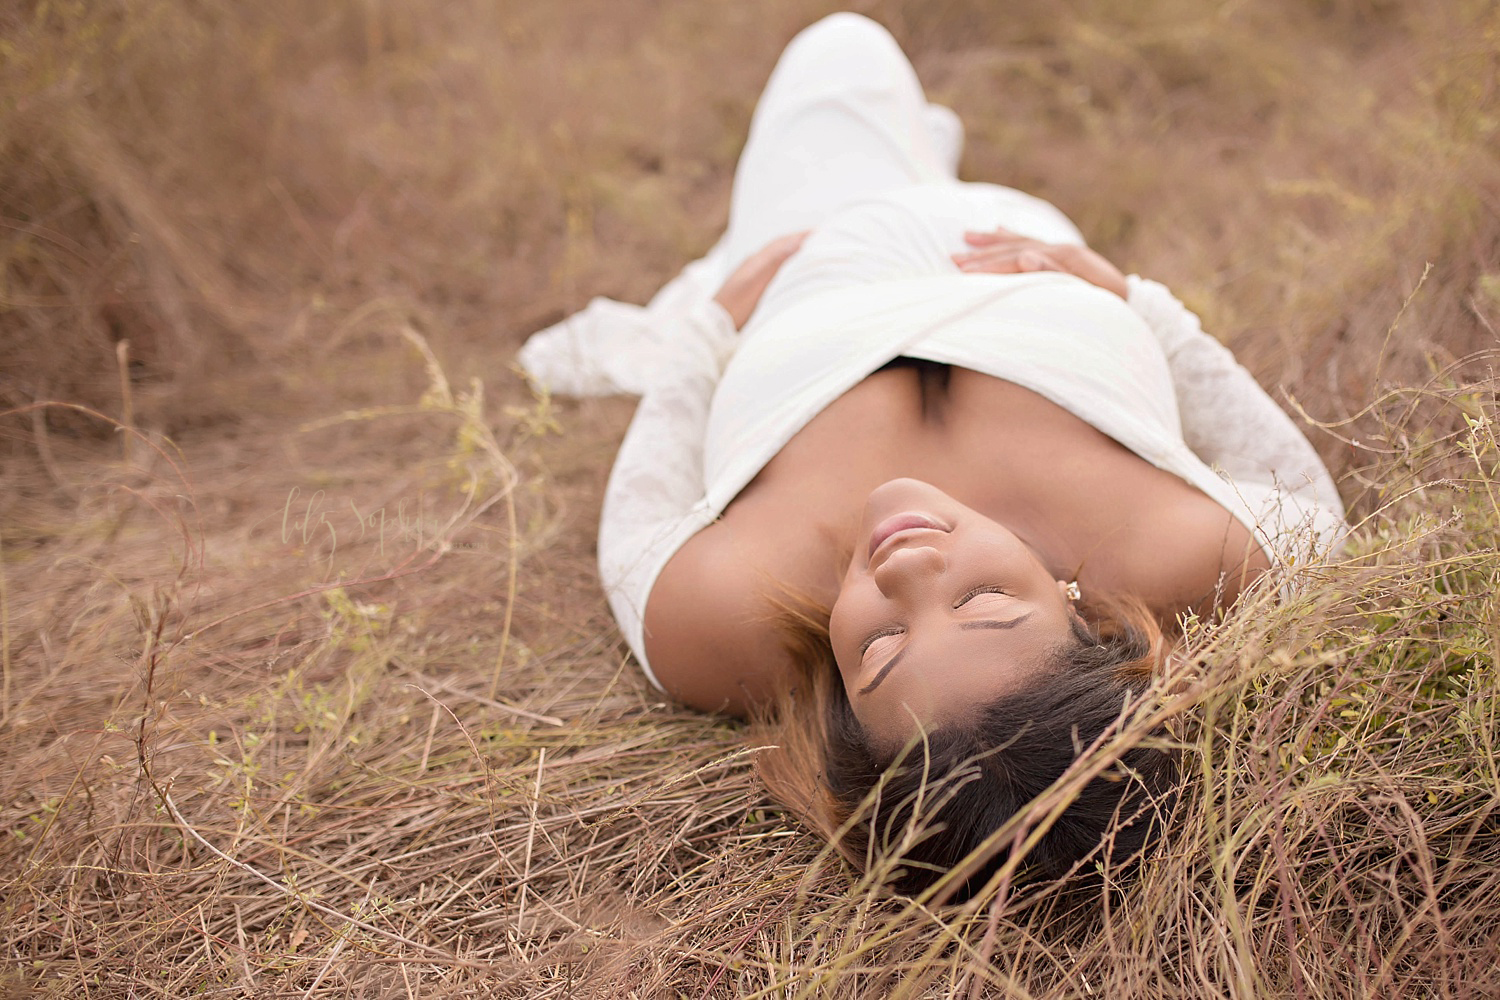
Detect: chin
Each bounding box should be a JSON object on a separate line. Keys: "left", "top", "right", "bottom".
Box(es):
{"left": 865, "top": 477, "right": 954, "bottom": 513}
{"left": 864, "top": 477, "right": 984, "bottom": 535}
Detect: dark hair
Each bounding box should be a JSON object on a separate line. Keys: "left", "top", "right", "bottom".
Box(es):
{"left": 755, "top": 595, "right": 1176, "bottom": 902}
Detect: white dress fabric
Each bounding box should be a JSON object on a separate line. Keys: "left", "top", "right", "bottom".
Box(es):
{"left": 517, "top": 13, "right": 1346, "bottom": 690}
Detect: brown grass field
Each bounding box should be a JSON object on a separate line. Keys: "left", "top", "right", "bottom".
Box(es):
{"left": 2, "top": 0, "right": 1499, "bottom": 995}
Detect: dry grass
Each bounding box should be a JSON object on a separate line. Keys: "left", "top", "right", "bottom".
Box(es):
{"left": 2, "top": 0, "right": 1498, "bottom": 995}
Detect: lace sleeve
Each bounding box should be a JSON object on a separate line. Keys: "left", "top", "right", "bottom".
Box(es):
{"left": 1126, "top": 275, "right": 1347, "bottom": 561}
{"left": 594, "top": 298, "right": 739, "bottom": 687}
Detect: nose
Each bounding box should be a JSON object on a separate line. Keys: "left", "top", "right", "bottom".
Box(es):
{"left": 872, "top": 544, "right": 947, "bottom": 597}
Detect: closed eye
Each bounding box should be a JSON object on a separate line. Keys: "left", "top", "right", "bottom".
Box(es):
{"left": 955, "top": 585, "right": 1007, "bottom": 608}
{"left": 862, "top": 588, "right": 1006, "bottom": 653}
{"left": 859, "top": 626, "right": 903, "bottom": 655}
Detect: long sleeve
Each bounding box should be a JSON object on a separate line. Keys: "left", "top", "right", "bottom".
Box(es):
{"left": 1126, "top": 275, "right": 1347, "bottom": 562}
{"left": 592, "top": 298, "right": 739, "bottom": 686}
{"left": 515, "top": 248, "right": 731, "bottom": 397}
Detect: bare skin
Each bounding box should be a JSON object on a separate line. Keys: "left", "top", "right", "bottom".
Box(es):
{"left": 829, "top": 478, "right": 1081, "bottom": 744}
{"left": 642, "top": 230, "right": 1269, "bottom": 735}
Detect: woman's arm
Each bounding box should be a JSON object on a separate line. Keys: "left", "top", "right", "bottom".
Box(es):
{"left": 953, "top": 230, "right": 1346, "bottom": 559}
{"left": 595, "top": 297, "right": 740, "bottom": 688}
{"left": 595, "top": 234, "right": 808, "bottom": 692}
{"left": 1124, "top": 275, "right": 1346, "bottom": 558}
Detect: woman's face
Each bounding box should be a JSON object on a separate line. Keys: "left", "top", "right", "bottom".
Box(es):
{"left": 829, "top": 479, "right": 1077, "bottom": 748}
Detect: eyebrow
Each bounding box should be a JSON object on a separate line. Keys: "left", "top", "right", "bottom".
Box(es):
{"left": 859, "top": 650, "right": 907, "bottom": 696}
{"left": 959, "top": 614, "right": 1034, "bottom": 632}
{"left": 859, "top": 612, "right": 1034, "bottom": 696}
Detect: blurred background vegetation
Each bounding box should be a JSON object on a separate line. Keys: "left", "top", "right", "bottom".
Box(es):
{"left": 4, "top": 0, "right": 1494, "bottom": 435}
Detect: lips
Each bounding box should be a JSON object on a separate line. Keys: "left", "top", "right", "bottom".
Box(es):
{"left": 868, "top": 512, "right": 950, "bottom": 561}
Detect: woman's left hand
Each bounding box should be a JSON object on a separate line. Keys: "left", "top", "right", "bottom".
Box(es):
{"left": 713, "top": 231, "right": 810, "bottom": 330}
{"left": 952, "top": 228, "right": 1128, "bottom": 299}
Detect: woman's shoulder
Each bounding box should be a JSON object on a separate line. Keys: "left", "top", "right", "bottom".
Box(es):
{"left": 642, "top": 520, "right": 800, "bottom": 718}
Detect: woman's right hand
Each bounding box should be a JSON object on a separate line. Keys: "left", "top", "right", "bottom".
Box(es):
{"left": 713, "top": 231, "right": 810, "bottom": 329}
{"left": 952, "top": 227, "right": 1128, "bottom": 299}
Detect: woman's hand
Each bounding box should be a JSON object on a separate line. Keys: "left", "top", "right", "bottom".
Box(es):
{"left": 952, "top": 228, "right": 1128, "bottom": 299}
{"left": 713, "top": 231, "right": 810, "bottom": 329}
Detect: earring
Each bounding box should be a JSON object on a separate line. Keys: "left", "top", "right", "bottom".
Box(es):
{"left": 1065, "top": 581, "right": 1082, "bottom": 602}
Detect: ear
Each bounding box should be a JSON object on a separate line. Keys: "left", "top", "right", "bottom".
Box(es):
{"left": 1058, "top": 579, "right": 1090, "bottom": 631}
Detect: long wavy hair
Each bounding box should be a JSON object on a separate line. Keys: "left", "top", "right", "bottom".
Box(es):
{"left": 754, "top": 592, "right": 1176, "bottom": 901}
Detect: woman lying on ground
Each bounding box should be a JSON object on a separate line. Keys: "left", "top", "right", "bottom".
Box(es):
{"left": 520, "top": 12, "right": 1345, "bottom": 898}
